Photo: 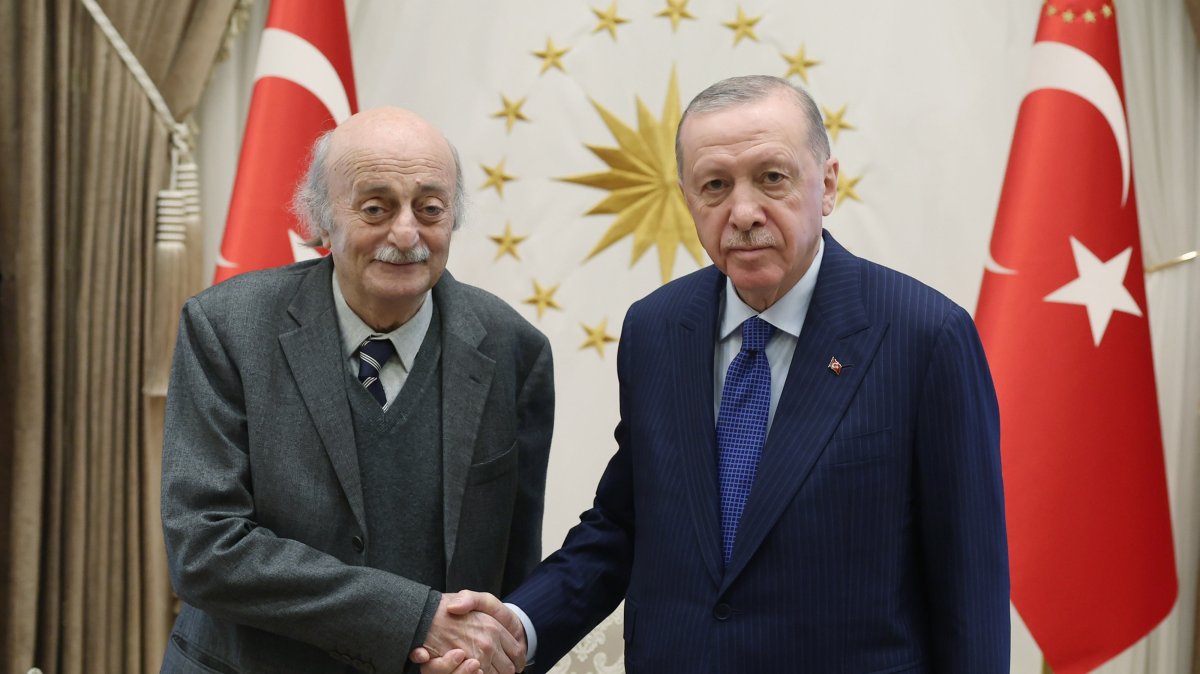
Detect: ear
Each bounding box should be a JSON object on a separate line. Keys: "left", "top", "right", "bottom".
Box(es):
{"left": 821, "top": 156, "right": 839, "bottom": 216}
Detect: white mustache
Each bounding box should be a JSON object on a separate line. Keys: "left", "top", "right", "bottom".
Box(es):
{"left": 374, "top": 244, "right": 430, "bottom": 264}
{"left": 724, "top": 229, "right": 776, "bottom": 250}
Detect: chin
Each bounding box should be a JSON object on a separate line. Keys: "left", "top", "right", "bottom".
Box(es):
{"left": 369, "top": 277, "right": 431, "bottom": 298}
{"left": 726, "top": 266, "right": 782, "bottom": 287}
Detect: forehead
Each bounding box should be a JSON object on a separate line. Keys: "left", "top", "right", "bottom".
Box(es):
{"left": 680, "top": 94, "right": 808, "bottom": 165}
{"left": 327, "top": 124, "right": 454, "bottom": 195}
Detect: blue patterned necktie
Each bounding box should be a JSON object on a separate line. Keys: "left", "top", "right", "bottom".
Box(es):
{"left": 717, "top": 316, "right": 775, "bottom": 564}
{"left": 356, "top": 336, "right": 395, "bottom": 407}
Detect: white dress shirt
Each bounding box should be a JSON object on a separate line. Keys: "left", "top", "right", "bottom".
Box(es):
{"left": 715, "top": 236, "right": 824, "bottom": 433}
{"left": 331, "top": 274, "right": 433, "bottom": 411}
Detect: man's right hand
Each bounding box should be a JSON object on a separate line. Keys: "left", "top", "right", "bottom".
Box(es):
{"left": 414, "top": 591, "right": 527, "bottom": 674}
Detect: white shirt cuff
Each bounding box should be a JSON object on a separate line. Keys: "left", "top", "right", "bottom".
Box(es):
{"left": 505, "top": 602, "right": 538, "bottom": 662}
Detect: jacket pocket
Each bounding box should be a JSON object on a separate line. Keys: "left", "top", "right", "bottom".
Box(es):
{"left": 468, "top": 440, "right": 518, "bottom": 485}
{"left": 166, "top": 633, "right": 240, "bottom": 674}
{"left": 824, "top": 427, "right": 893, "bottom": 466}
{"left": 868, "top": 663, "right": 924, "bottom": 674}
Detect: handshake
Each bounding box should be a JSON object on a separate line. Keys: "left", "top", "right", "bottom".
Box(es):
{"left": 409, "top": 590, "right": 529, "bottom": 674}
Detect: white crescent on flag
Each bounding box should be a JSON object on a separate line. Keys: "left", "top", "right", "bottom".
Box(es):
{"left": 254, "top": 27, "right": 353, "bottom": 125}
{"left": 1023, "top": 40, "right": 1131, "bottom": 205}
{"left": 985, "top": 38, "right": 1133, "bottom": 279}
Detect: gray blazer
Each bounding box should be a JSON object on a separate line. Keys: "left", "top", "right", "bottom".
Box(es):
{"left": 160, "top": 257, "right": 554, "bottom": 674}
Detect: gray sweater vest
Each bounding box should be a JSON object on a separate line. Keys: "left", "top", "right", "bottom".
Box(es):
{"left": 347, "top": 311, "right": 446, "bottom": 590}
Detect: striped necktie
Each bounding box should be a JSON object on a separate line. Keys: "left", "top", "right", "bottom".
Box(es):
{"left": 356, "top": 336, "right": 395, "bottom": 407}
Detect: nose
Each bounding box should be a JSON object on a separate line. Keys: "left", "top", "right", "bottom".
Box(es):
{"left": 728, "top": 184, "right": 764, "bottom": 231}
{"left": 387, "top": 206, "right": 420, "bottom": 249}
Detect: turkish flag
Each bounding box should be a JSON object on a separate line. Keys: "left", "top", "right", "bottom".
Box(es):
{"left": 975, "top": 3, "right": 1176, "bottom": 672}
{"left": 213, "top": 0, "right": 358, "bottom": 284}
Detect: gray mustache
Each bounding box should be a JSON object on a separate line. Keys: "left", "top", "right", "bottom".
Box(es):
{"left": 724, "top": 229, "right": 776, "bottom": 249}
{"left": 374, "top": 245, "right": 430, "bottom": 264}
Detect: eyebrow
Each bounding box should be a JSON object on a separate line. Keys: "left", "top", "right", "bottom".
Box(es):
{"left": 690, "top": 152, "right": 798, "bottom": 177}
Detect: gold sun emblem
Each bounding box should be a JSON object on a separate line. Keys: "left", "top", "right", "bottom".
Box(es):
{"left": 559, "top": 68, "right": 704, "bottom": 285}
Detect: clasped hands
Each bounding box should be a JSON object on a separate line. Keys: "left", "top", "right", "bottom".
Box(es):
{"left": 410, "top": 590, "right": 527, "bottom": 674}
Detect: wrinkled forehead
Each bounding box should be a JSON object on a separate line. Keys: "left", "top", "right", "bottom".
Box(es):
{"left": 679, "top": 99, "right": 808, "bottom": 171}
{"left": 326, "top": 121, "right": 455, "bottom": 193}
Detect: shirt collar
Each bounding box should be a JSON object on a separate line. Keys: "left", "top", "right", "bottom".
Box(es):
{"left": 719, "top": 235, "right": 824, "bottom": 341}
{"left": 331, "top": 273, "right": 433, "bottom": 372}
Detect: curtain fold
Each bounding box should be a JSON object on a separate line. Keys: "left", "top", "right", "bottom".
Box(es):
{"left": 1, "top": 1, "right": 235, "bottom": 672}
{"left": 1187, "top": 0, "right": 1200, "bottom": 46}
{"left": 1115, "top": 2, "right": 1200, "bottom": 674}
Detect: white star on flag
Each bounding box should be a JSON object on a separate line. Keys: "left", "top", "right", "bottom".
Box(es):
{"left": 1043, "top": 236, "right": 1142, "bottom": 347}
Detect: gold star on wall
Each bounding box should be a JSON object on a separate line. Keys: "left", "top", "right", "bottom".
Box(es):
{"left": 524, "top": 281, "right": 563, "bottom": 319}
{"left": 532, "top": 37, "right": 570, "bottom": 75}
{"left": 492, "top": 95, "right": 530, "bottom": 133}
{"left": 480, "top": 159, "right": 517, "bottom": 197}
{"left": 560, "top": 68, "right": 704, "bottom": 284}
{"left": 822, "top": 105, "right": 855, "bottom": 142}
{"left": 580, "top": 318, "right": 618, "bottom": 357}
{"left": 1062, "top": 9, "right": 1075, "bottom": 22}
{"left": 488, "top": 223, "right": 528, "bottom": 260}
{"left": 656, "top": 0, "right": 696, "bottom": 32}
{"left": 836, "top": 172, "right": 863, "bottom": 206}
{"left": 1046, "top": 4, "right": 1057, "bottom": 16}
{"left": 782, "top": 44, "right": 820, "bottom": 84}
{"left": 722, "top": 6, "right": 762, "bottom": 46}
{"left": 592, "top": 2, "right": 629, "bottom": 40}
{"left": 1101, "top": 4, "right": 1113, "bottom": 18}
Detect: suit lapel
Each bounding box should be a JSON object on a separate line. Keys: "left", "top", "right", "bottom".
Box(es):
{"left": 433, "top": 273, "right": 495, "bottom": 571}
{"left": 720, "top": 233, "right": 888, "bottom": 591}
{"left": 278, "top": 258, "right": 368, "bottom": 533}
{"left": 669, "top": 267, "right": 725, "bottom": 587}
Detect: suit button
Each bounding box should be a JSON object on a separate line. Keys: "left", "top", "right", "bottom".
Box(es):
{"left": 713, "top": 603, "right": 732, "bottom": 621}
{"left": 352, "top": 536, "right": 365, "bottom": 552}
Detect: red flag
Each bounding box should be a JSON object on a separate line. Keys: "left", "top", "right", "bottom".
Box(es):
{"left": 213, "top": 0, "right": 358, "bottom": 283}
{"left": 975, "top": 3, "right": 1176, "bottom": 672}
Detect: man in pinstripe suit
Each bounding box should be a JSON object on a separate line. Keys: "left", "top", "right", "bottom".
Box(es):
{"left": 418, "top": 75, "right": 1009, "bottom": 673}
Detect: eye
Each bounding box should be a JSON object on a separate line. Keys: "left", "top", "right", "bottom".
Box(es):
{"left": 362, "top": 204, "right": 386, "bottom": 217}
{"left": 702, "top": 178, "right": 726, "bottom": 191}
{"left": 418, "top": 200, "right": 448, "bottom": 219}
{"left": 763, "top": 171, "right": 786, "bottom": 184}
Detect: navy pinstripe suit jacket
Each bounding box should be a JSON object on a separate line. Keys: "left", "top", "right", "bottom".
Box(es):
{"left": 509, "top": 231, "right": 1009, "bottom": 673}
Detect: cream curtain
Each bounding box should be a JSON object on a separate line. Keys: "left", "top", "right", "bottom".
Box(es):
{"left": 1107, "top": 1, "right": 1200, "bottom": 674}
{"left": 0, "top": 1, "right": 235, "bottom": 672}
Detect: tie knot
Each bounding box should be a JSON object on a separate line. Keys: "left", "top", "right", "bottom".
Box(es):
{"left": 740, "top": 316, "right": 774, "bottom": 352}
{"left": 357, "top": 336, "right": 395, "bottom": 371}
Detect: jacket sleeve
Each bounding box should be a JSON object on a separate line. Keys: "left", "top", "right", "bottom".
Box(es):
{"left": 505, "top": 312, "right": 638, "bottom": 672}
{"left": 501, "top": 335, "right": 555, "bottom": 593}
{"left": 161, "top": 297, "right": 434, "bottom": 674}
{"left": 914, "top": 305, "right": 1010, "bottom": 672}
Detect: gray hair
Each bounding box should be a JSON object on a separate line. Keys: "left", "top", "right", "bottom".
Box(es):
{"left": 293, "top": 128, "right": 467, "bottom": 246}
{"left": 675, "top": 75, "right": 830, "bottom": 176}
